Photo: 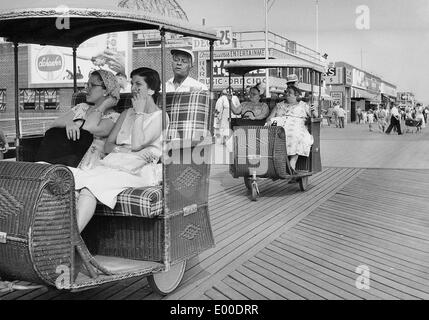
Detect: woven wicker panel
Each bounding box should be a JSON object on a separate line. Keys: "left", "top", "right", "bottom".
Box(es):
{"left": 0, "top": 162, "right": 74, "bottom": 285}
{"left": 310, "top": 119, "right": 322, "bottom": 173}
{"left": 230, "top": 126, "right": 279, "bottom": 178}
{"left": 31, "top": 174, "right": 74, "bottom": 286}
{"left": 164, "top": 159, "right": 210, "bottom": 215}
{"left": 82, "top": 216, "right": 164, "bottom": 262}
{"left": 169, "top": 205, "right": 215, "bottom": 263}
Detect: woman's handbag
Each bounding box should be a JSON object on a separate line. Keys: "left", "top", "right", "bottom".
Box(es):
{"left": 35, "top": 127, "right": 93, "bottom": 167}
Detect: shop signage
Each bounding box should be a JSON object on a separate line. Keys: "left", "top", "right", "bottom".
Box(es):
{"left": 198, "top": 48, "right": 266, "bottom": 60}
{"left": 324, "top": 67, "right": 344, "bottom": 85}
{"left": 380, "top": 83, "right": 396, "bottom": 97}
{"left": 352, "top": 68, "right": 366, "bottom": 89}
{"left": 192, "top": 27, "right": 233, "bottom": 51}
{"left": 330, "top": 91, "right": 343, "bottom": 105}
{"left": 345, "top": 68, "right": 353, "bottom": 86}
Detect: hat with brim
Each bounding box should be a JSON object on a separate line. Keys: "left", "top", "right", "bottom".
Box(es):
{"left": 171, "top": 48, "right": 194, "bottom": 64}
{"left": 286, "top": 74, "right": 299, "bottom": 84}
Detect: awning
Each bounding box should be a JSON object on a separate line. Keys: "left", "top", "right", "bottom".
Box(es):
{"left": 351, "top": 88, "right": 373, "bottom": 100}
{"left": 351, "top": 88, "right": 381, "bottom": 103}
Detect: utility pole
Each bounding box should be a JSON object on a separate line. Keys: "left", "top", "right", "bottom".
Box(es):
{"left": 316, "top": 0, "right": 319, "bottom": 55}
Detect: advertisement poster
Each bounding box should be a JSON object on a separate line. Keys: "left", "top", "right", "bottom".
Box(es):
{"left": 29, "top": 32, "right": 131, "bottom": 86}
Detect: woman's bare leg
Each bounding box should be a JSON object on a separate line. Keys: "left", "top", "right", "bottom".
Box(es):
{"left": 76, "top": 188, "right": 97, "bottom": 232}
{"left": 289, "top": 155, "right": 299, "bottom": 171}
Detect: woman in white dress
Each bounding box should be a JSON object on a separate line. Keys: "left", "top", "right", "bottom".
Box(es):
{"left": 266, "top": 85, "right": 316, "bottom": 172}
{"left": 70, "top": 67, "right": 168, "bottom": 232}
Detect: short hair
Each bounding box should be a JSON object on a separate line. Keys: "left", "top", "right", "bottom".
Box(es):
{"left": 130, "top": 67, "right": 161, "bottom": 102}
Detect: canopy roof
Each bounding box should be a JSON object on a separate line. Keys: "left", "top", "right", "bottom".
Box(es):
{"left": 224, "top": 58, "right": 325, "bottom": 76}
{"left": 0, "top": 0, "right": 217, "bottom": 47}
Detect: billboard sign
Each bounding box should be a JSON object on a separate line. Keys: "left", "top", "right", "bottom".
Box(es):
{"left": 29, "top": 32, "right": 131, "bottom": 86}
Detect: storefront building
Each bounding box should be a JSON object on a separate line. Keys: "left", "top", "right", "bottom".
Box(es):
{"left": 396, "top": 92, "right": 415, "bottom": 108}
{"left": 325, "top": 61, "right": 396, "bottom": 123}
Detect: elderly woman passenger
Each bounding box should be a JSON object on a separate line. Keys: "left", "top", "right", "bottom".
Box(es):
{"left": 266, "top": 85, "right": 316, "bottom": 172}
{"left": 231, "top": 86, "right": 270, "bottom": 120}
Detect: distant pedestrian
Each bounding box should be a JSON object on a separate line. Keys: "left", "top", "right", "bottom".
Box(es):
{"left": 0, "top": 129, "right": 9, "bottom": 160}
{"left": 337, "top": 105, "right": 346, "bottom": 128}
{"left": 326, "top": 105, "right": 334, "bottom": 126}
{"left": 333, "top": 102, "right": 340, "bottom": 127}
{"left": 377, "top": 106, "right": 387, "bottom": 133}
{"left": 367, "top": 109, "right": 375, "bottom": 131}
{"left": 385, "top": 104, "right": 402, "bottom": 135}
{"left": 356, "top": 106, "right": 363, "bottom": 124}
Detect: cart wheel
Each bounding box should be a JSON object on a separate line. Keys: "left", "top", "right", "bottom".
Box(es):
{"left": 251, "top": 182, "right": 259, "bottom": 201}
{"left": 244, "top": 176, "right": 252, "bottom": 190}
{"left": 298, "top": 176, "right": 308, "bottom": 191}
{"left": 148, "top": 260, "right": 186, "bottom": 295}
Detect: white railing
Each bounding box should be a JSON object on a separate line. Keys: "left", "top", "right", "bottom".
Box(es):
{"left": 0, "top": 117, "right": 56, "bottom": 140}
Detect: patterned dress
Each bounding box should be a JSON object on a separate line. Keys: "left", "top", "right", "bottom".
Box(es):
{"left": 271, "top": 101, "right": 314, "bottom": 157}
{"left": 71, "top": 103, "right": 120, "bottom": 170}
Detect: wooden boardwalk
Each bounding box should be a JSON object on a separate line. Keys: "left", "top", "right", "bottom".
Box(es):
{"left": 1, "top": 166, "right": 428, "bottom": 300}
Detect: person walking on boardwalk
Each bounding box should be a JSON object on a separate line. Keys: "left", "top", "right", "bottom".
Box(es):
{"left": 385, "top": 104, "right": 402, "bottom": 135}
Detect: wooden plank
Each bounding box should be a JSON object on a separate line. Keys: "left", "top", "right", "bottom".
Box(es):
{"left": 270, "top": 240, "right": 400, "bottom": 300}
{"left": 175, "top": 169, "right": 363, "bottom": 299}
{"left": 184, "top": 168, "right": 360, "bottom": 277}
{"left": 239, "top": 263, "right": 305, "bottom": 300}
{"left": 252, "top": 253, "right": 360, "bottom": 300}
{"left": 306, "top": 211, "right": 429, "bottom": 261}
{"left": 299, "top": 217, "right": 429, "bottom": 272}
{"left": 265, "top": 243, "right": 389, "bottom": 300}
{"left": 289, "top": 227, "right": 429, "bottom": 291}
{"left": 316, "top": 202, "right": 429, "bottom": 241}
{"left": 278, "top": 234, "right": 425, "bottom": 299}
{"left": 295, "top": 224, "right": 429, "bottom": 280}
{"left": 204, "top": 288, "right": 229, "bottom": 300}
{"left": 222, "top": 276, "right": 268, "bottom": 300}
{"left": 212, "top": 281, "right": 249, "bottom": 300}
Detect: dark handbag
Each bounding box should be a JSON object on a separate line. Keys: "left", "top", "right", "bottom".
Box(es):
{"left": 34, "top": 127, "right": 93, "bottom": 167}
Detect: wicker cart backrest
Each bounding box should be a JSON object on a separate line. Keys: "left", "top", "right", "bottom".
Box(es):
{"left": 71, "top": 91, "right": 213, "bottom": 141}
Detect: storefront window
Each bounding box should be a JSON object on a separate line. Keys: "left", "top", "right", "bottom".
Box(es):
{"left": 19, "top": 88, "right": 60, "bottom": 111}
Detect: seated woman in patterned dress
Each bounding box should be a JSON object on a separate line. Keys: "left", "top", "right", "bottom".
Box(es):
{"left": 69, "top": 67, "right": 168, "bottom": 232}
{"left": 231, "top": 86, "right": 270, "bottom": 120}
{"left": 35, "top": 70, "right": 121, "bottom": 167}
{"left": 265, "top": 85, "right": 317, "bottom": 172}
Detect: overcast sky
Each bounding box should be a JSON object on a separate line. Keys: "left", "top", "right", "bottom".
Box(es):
{"left": 180, "top": 0, "right": 429, "bottom": 103}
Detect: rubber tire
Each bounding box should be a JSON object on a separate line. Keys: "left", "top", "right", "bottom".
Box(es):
{"left": 147, "top": 260, "right": 187, "bottom": 295}
{"left": 244, "top": 176, "right": 252, "bottom": 190}
{"left": 298, "top": 176, "right": 308, "bottom": 191}
{"left": 251, "top": 183, "right": 258, "bottom": 201}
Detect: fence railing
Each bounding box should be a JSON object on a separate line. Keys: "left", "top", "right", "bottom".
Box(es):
{"left": 0, "top": 117, "right": 56, "bottom": 141}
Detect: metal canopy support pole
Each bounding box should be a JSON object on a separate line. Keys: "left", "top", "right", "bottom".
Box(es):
{"left": 264, "top": 0, "right": 270, "bottom": 98}
{"left": 13, "top": 42, "right": 21, "bottom": 161}
{"left": 318, "top": 71, "right": 322, "bottom": 116}
{"left": 160, "top": 28, "right": 169, "bottom": 267}
{"left": 209, "top": 40, "right": 215, "bottom": 135}
{"left": 310, "top": 69, "right": 314, "bottom": 105}
{"left": 209, "top": 41, "right": 214, "bottom": 93}
{"left": 73, "top": 47, "right": 77, "bottom": 93}
{"left": 160, "top": 30, "right": 167, "bottom": 136}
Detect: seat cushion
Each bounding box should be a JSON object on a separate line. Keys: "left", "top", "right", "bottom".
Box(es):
{"left": 95, "top": 186, "right": 163, "bottom": 218}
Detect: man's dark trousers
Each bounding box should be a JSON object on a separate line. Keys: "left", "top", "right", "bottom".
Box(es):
{"left": 385, "top": 115, "right": 402, "bottom": 135}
